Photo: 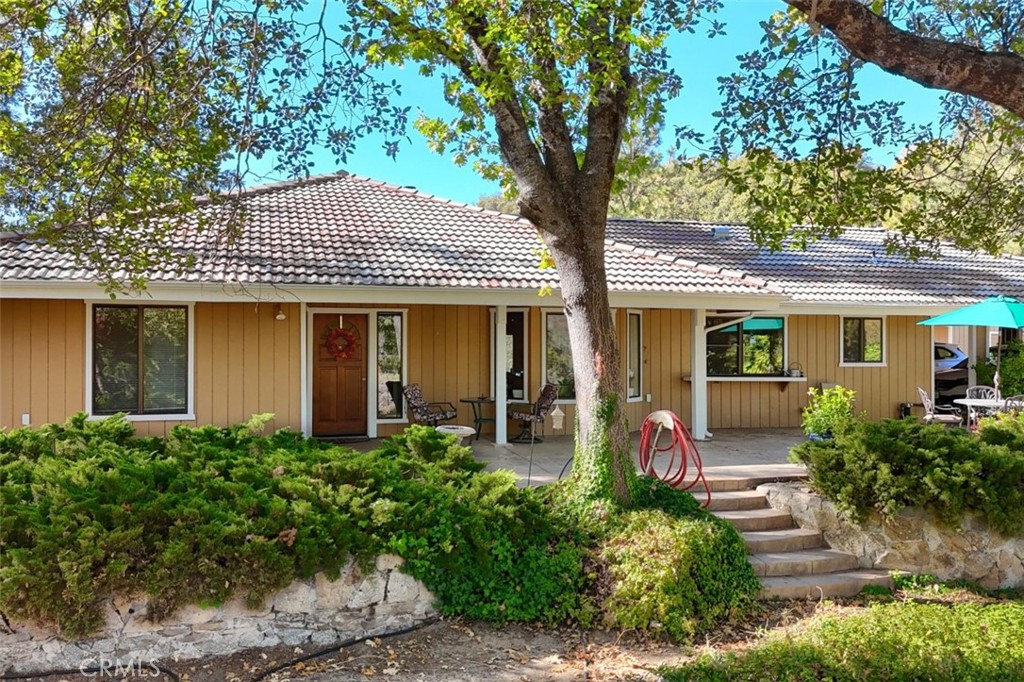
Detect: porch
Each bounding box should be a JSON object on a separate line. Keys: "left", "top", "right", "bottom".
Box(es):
{"left": 348, "top": 427, "right": 804, "bottom": 487}
{"left": 474, "top": 427, "right": 804, "bottom": 487}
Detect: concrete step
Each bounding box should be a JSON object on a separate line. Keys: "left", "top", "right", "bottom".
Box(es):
{"left": 749, "top": 548, "right": 860, "bottom": 578}
{"left": 760, "top": 570, "right": 894, "bottom": 600}
{"left": 742, "top": 528, "right": 824, "bottom": 553}
{"left": 712, "top": 508, "right": 794, "bottom": 532}
{"left": 693, "top": 489, "right": 767, "bottom": 511}
{"left": 702, "top": 464, "right": 807, "bottom": 492}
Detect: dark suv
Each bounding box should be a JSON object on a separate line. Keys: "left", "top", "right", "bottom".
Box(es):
{"left": 934, "top": 343, "right": 968, "bottom": 403}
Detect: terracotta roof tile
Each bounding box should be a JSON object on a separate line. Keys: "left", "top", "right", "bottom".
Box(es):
{"left": 0, "top": 173, "right": 773, "bottom": 297}
{"left": 6, "top": 173, "right": 1019, "bottom": 306}
{"left": 607, "top": 218, "right": 1024, "bottom": 305}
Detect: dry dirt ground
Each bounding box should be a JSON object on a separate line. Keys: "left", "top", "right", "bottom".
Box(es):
{"left": 12, "top": 602, "right": 827, "bottom": 682}
{"left": 12, "top": 590, "right": 1016, "bottom": 682}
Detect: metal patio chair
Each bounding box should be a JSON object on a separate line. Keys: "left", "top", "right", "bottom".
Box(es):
{"left": 965, "top": 385, "right": 998, "bottom": 425}
{"left": 917, "top": 387, "right": 962, "bottom": 427}
{"left": 508, "top": 383, "right": 559, "bottom": 444}
{"left": 403, "top": 383, "right": 457, "bottom": 427}
{"left": 1001, "top": 395, "right": 1024, "bottom": 416}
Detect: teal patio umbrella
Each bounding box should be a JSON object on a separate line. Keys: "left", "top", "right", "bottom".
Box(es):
{"left": 919, "top": 296, "right": 1024, "bottom": 397}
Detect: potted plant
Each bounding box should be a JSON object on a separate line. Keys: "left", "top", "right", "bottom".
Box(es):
{"left": 802, "top": 385, "right": 858, "bottom": 441}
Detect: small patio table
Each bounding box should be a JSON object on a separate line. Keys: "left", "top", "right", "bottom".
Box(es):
{"left": 953, "top": 398, "right": 1006, "bottom": 411}
{"left": 460, "top": 397, "right": 495, "bottom": 442}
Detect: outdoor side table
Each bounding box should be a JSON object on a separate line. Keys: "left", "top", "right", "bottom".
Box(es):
{"left": 460, "top": 397, "right": 496, "bottom": 441}
{"left": 436, "top": 424, "right": 476, "bottom": 445}
{"left": 953, "top": 397, "right": 1006, "bottom": 411}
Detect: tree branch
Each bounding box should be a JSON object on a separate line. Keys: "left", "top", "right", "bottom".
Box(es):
{"left": 458, "top": 12, "right": 569, "bottom": 231}
{"left": 580, "top": 10, "right": 633, "bottom": 221}
{"left": 519, "top": 3, "right": 581, "bottom": 193}
{"left": 785, "top": 0, "right": 1024, "bottom": 118}
{"left": 361, "top": 1, "right": 558, "bottom": 222}
{"left": 531, "top": 55, "right": 581, "bottom": 194}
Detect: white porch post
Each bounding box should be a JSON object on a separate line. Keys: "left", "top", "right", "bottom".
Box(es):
{"left": 691, "top": 308, "right": 710, "bottom": 440}
{"left": 495, "top": 305, "right": 508, "bottom": 445}
{"left": 300, "top": 302, "right": 310, "bottom": 437}
{"left": 366, "top": 312, "right": 379, "bottom": 439}
{"left": 967, "top": 326, "right": 979, "bottom": 388}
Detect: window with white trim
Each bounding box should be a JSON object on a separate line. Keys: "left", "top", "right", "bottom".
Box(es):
{"left": 489, "top": 309, "right": 530, "bottom": 400}
{"left": 92, "top": 305, "right": 189, "bottom": 415}
{"left": 376, "top": 312, "right": 405, "bottom": 419}
{"left": 707, "top": 316, "right": 786, "bottom": 376}
{"left": 627, "top": 311, "right": 643, "bottom": 400}
{"left": 544, "top": 311, "right": 575, "bottom": 400}
{"left": 505, "top": 310, "right": 528, "bottom": 399}
{"left": 842, "top": 317, "right": 884, "bottom": 364}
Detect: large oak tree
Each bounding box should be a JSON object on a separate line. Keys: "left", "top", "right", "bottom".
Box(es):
{"left": 2, "top": 1, "right": 1022, "bottom": 506}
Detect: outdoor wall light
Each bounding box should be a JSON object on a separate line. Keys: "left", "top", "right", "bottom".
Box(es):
{"left": 551, "top": 405, "right": 565, "bottom": 430}
{"left": 275, "top": 305, "right": 287, "bottom": 321}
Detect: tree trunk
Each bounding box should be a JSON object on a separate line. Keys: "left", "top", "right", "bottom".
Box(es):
{"left": 541, "top": 221, "right": 635, "bottom": 508}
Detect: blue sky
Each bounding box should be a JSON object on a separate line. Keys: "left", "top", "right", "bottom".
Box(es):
{"left": 251, "top": 2, "right": 943, "bottom": 205}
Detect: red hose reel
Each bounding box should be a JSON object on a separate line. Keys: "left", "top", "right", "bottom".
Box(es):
{"left": 637, "top": 410, "right": 711, "bottom": 506}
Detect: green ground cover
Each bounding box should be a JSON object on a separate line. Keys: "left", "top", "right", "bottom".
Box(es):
{"left": 790, "top": 412, "right": 1024, "bottom": 535}
{"left": 0, "top": 413, "right": 757, "bottom": 640}
{"left": 663, "top": 600, "right": 1024, "bottom": 682}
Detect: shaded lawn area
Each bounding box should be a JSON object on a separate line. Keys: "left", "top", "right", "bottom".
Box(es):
{"left": 663, "top": 600, "right": 1024, "bottom": 682}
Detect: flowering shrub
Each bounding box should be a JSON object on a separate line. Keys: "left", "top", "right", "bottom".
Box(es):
{"left": 801, "top": 385, "right": 859, "bottom": 438}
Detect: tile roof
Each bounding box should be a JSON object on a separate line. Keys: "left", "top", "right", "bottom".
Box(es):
{"left": 0, "top": 173, "right": 774, "bottom": 298}
{"left": 3, "top": 172, "right": 1019, "bottom": 307}
{"left": 607, "top": 219, "right": 1024, "bottom": 305}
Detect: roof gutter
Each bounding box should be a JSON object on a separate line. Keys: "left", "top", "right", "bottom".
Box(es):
{"left": 0, "top": 280, "right": 784, "bottom": 311}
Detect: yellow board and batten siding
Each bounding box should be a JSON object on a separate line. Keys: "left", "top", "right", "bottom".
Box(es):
{"left": 707, "top": 315, "right": 934, "bottom": 429}
{"left": 0, "top": 299, "right": 86, "bottom": 429}
{"left": 377, "top": 304, "right": 493, "bottom": 437}
{"left": 1, "top": 300, "right": 932, "bottom": 436}
{"left": 193, "top": 302, "right": 302, "bottom": 437}
{"left": 0, "top": 300, "right": 496, "bottom": 436}
{"left": 384, "top": 306, "right": 681, "bottom": 439}
{"left": 0, "top": 300, "right": 302, "bottom": 436}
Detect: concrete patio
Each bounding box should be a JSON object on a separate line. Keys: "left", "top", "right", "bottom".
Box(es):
{"left": 471, "top": 428, "right": 805, "bottom": 487}
{"left": 347, "top": 427, "right": 805, "bottom": 487}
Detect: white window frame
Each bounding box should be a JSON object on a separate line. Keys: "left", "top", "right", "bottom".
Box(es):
{"left": 490, "top": 307, "right": 529, "bottom": 402}
{"left": 542, "top": 308, "right": 576, "bottom": 404}
{"left": 705, "top": 313, "right": 790, "bottom": 377}
{"left": 839, "top": 315, "right": 887, "bottom": 367}
{"left": 85, "top": 301, "right": 196, "bottom": 421}
{"left": 373, "top": 309, "right": 409, "bottom": 425}
{"left": 626, "top": 309, "right": 644, "bottom": 403}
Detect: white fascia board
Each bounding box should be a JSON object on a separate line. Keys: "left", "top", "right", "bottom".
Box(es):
{"left": 608, "top": 292, "right": 781, "bottom": 310}
{"left": 779, "top": 302, "right": 962, "bottom": 316}
{"left": 1, "top": 280, "right": 783, "bottom": 310}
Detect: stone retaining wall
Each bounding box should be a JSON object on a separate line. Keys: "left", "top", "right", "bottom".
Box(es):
{"left": 759, "top": 483, "right": 1024, "bottom": 589}
{"left": 0, "top": 555, "right": 436, "bottom": 675}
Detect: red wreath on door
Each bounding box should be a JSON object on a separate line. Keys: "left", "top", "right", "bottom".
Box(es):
{"left": 323, "top": 326, "right": 357, "bottom": 360}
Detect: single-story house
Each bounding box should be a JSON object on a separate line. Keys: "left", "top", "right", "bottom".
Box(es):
{"left": 2, "top": 172, "right": 1022, "bottom": 442}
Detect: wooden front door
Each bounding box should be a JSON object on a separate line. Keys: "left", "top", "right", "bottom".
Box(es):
{"left": 313, "top": 313, "right": 368, "bottom": 436}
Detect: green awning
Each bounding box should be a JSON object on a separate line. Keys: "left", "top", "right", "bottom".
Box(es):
{"left": 742, "top": 318, "right": 784, "bottom": 331}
